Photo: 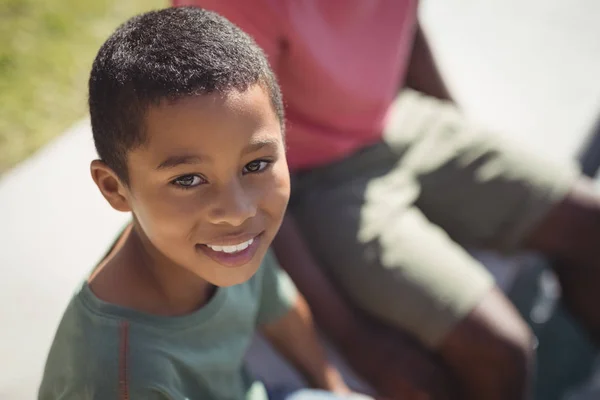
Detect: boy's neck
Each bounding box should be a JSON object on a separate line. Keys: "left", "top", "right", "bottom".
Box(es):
{"left": 89, "top": 222, "right": 216, "bottom": 317}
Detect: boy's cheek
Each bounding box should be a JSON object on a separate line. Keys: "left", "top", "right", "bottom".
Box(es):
{"left": 273, "top": 164, "right": 292, "bottom": 198}
{"left": 131, "top": 196, "right": 197, "bottom": 240}
{"left": 267, "top": 180, "right": 291, "bottom": 213}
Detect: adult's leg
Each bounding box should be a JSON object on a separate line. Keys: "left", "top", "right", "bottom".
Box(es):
{"left": 290, "top": 145, "right": 534, "bottom": 399}
{"left": 525, "top": 178, "right": 600, "bottom": 340}
{"left": 439, "top": 288, "right": 534, "bottom": 399}
{"left": 383, "top": 89, "right": 586, "bottom": 398}
{"left": 385, "top": 91, "right": 600, "bottom": 343}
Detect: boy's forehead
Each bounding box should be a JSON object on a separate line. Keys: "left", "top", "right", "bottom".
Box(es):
{"left": 132, "top": 87, "right": 282, "bottom": 166}
{"left": 144, "top": 86, "right": 277, "bottom": 134}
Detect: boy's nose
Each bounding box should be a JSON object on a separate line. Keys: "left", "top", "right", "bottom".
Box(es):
{"left": 207, "top": 181, "right": 258, "bottom": 227}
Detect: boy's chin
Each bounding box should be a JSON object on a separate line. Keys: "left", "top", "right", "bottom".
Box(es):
{"left": 204, "top": 261, "right": 262, "bottom": 288}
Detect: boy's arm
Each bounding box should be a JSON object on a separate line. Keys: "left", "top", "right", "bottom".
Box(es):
{"left": 260, "top": 294, "right": 350, "bottom": 393}
{"left": 272, "top": 213, "right": 459, "bottom": 399}
{"left": 404, "top": 21, "right": 454, "bottom": 103}
{"left": 255, "top": 248, "right": 352, "bottom": 393}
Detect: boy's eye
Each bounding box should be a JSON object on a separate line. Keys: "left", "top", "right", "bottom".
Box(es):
{"left": 243, "top": 160, "right": 271, "bottom": 174}
{"left": 172, "top": 174, "right": 205, "bottom": 188}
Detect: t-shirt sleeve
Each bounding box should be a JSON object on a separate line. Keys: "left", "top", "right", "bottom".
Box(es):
{"left": 172, "top": 0, "right": 285, "bottom": 70}
{"left": 255, "top": 249, "right": 298, "bottom": 327}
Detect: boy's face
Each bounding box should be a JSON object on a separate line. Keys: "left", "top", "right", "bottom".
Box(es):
{"left": 100, "top": 85, "right": 289, "bottom": 287}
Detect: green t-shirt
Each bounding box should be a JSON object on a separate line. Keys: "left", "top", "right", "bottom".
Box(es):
{"left": 38, "top": 249, "right": 297, "bottom": 400}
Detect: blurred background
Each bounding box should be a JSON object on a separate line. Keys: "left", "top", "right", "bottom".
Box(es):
{"left": 2, "top": 0, "right": 600, "bottom": 399}
{"left": 0, "top": 0, "right": 166, "bottom": 173}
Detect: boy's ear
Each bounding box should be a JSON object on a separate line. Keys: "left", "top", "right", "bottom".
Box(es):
{"left": 90, "top": 160, "right": 132, "bottom": 213}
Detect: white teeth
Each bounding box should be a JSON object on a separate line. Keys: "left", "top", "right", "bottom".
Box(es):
{"left": 236, "top": 239, "right": 253, "bottom": 252}
{"left": 222, "top": 245, "right": 238, "bottom": 254}
{"left": 207, "top": 238, "right": 254, "bottom": 254}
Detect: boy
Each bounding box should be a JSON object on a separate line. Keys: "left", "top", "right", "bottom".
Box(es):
{"left": 38, "top": 7, "right": 365, "bottom": 400}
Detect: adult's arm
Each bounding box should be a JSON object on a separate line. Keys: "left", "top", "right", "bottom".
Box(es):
{"left": 404, "top": 21, "right": 453, "bottom": 102}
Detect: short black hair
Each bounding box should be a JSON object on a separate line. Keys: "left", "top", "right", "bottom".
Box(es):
{"left": 89, "top": 6, "right": 284, "bottom": 183}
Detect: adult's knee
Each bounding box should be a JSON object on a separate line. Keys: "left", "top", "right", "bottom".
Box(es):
{"left": 525, "top": 177, "right": 600, "bottom": 338}
{"left": 438, "top": 287, "right": 535, "bottom": 400}
{"left": 526, "top": 177, "right": 600, "bottom": 261}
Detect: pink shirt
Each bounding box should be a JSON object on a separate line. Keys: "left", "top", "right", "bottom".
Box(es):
{"left": 173, "top": 0, "right": 418, "bottom": 171}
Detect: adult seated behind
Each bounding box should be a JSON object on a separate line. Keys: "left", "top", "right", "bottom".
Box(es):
{"left": 176, "top": 1, "right": 600, "bottom": 399}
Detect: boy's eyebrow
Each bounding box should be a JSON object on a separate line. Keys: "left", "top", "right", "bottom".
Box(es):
{"left": 155, "top": 138, "right": 280, "bottom": 170}
{"left": 242, "top": 137, "right": 280, "bottom": 155}
{"left": 155, "top": 155, "right": 203, "bottom": 170}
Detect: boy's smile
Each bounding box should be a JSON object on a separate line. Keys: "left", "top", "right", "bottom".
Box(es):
{"left": 92, "top": 83, "right": 289, "bottom": 310}
{"left": 198, "top": 232, "right": 263, "bottom": 268}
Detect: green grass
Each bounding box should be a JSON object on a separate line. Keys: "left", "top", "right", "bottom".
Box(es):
{"left": 0, "top": 0, "right": 167, "bottom": 173}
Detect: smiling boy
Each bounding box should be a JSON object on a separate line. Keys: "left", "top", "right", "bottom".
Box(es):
{"left": 38, "top": 7, "right": 361, "bottom": 400}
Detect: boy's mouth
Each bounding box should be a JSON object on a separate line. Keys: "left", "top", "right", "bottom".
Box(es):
{"left": 205, "top": 238, "right": 254, "bottom": 254}
{"left": 197, "top": 232, "right": 263, "bottom": 268}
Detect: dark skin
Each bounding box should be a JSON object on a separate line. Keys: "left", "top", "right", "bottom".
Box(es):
{"left": 404, "top": 22, "right": 453, "bottom": 102}
{"left": 276, "top": 21, "right": 600, "bottom": 400}
{"left": 527, "top": 177, "right": 600, "bottom": 341}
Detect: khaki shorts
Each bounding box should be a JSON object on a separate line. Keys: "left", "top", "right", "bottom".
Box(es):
{"left": 288, "top": 89, "right": 579, "bottom": 348}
